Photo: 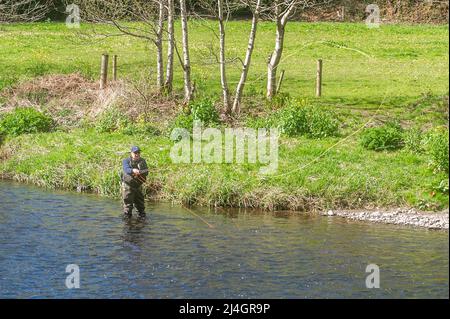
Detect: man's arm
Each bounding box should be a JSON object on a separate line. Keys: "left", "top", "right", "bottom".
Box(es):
{"left": 122, "top": 158, "right": 133, "bottom": 175}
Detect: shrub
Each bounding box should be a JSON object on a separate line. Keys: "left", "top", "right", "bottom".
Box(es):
{"left": 95, "top": 108, "right": 131, "bottom": 133}
{"left": 169, "top": 99, "right": 220, "bottom": 136}
{"left": 190, "top": 98, "right": 220, "bottom": 126}
{"left": 276, "top": 102, "right": 308, "bottom": 136}
{"left": 426, "top": 130, "right": 449, "bottom": 174}
{"left": 276, "top": 100, "right": 339, "bottom": 138}
{"left": 306, "top": 107, "right": 340, "bottom": 138}
{"left": 360, "top": 122, "right": 404, "bottom": 151}
{"left": 0, "top": 107, "right": 53, "bottom": 136}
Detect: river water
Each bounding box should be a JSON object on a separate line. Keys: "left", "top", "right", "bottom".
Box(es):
{"left": 0, "top": 181, "right": 448, "bottom": 298}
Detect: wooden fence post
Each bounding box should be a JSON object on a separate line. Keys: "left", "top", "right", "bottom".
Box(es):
{"left": 316, "top": 59, "right": 322, "bottom": 97}
{"left": 100, "top": 53, "right": 109, "bottom": 89}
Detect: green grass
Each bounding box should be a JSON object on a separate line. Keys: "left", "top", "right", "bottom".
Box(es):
{"left": 0, "top": 129, "right": 447, "bottom": 211}
{"left": 0, "top": 21, "right": 448, "bottom": 211}
{"left": 0, "top": 22, "right": 448, "bottom": 113}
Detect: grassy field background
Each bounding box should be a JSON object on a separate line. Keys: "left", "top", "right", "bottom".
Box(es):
{"left": 0, "top": 21, "right": 448, "bottom": 211}
{"left": 0, "top": 22, "right": 448, "bottom": 106}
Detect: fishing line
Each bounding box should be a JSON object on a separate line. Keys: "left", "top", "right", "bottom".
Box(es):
{"left": 182, "top": 206, "right": 216, "bottom": 229}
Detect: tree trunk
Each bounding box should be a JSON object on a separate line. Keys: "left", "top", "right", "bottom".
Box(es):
{"left": 180, "top": 0, "right": 193, "bottom": 103}
{"left": 218, "top": 0, "right": 231, "bottom": 113}
{"left": 156, "top": 0, "right": 165, "bottom": 92}
{"left": 267, "top": 21, "right": 285, "bottom": 99}
{"left": 267, "top": 0, "right": 297, "bottom": 99}
{"left": 165, "top": 0, "right": 175, "bottom": 93}
{"left": 232, "top": 0, "right": 261, "bottom": 114}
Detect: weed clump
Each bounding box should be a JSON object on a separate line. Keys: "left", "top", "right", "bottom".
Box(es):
{"left": 427, "top": 129, "right": 449, "bottom": 175}
{"left": 0, "top": 107, "right": 53, "bottom": 136}
{"left": 170, "top": 98, "right": 220, "bottom": 133}
{"left": 361, "top": 122, "right": 404, "bottom": 151}
{"left": 276, "top": 100, "right": 339, "bottom": 138}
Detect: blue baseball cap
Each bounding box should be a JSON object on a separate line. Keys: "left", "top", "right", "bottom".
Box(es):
{"left": 131, "top": 146, "right": 141, "bottom": 153}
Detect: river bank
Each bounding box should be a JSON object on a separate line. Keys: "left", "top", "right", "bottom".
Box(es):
{"left": 321, "top": 208, "right": 449, "bottom": 230}
{"left": 1, "top": 170, "right": 448, "bottom": 230}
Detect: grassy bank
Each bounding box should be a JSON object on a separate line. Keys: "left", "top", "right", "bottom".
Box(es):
{"left": 1, "top": 127, "right": 448, "bottom": 211}
{"left": 0, "top": 22, "right": 448, "bottom": 212}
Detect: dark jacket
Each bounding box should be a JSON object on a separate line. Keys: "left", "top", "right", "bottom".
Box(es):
{"left": 121, "top": 157, "right": 149, "bottom": 188}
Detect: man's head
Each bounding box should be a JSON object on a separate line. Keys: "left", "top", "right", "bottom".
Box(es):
{"left": 130, "top": 146, "right": 141, "bottom": 160}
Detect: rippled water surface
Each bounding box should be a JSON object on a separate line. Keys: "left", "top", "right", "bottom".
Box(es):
{"left": 0, "top": 181, "right": 448, "bottom": 298}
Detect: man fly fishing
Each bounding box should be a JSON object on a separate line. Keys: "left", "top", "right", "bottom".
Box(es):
{"left": 121, "top": 146, "right": 149, "bottom": 219}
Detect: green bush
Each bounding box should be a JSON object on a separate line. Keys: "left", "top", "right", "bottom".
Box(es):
{"left": 276, "top": 100, "right": 339, "bottom": 138}
{"left": 190, "top": 98, "right": 220, "bottom": 126}
{"left": 0, "top": 107, "right": 53, "bottom": 136}
{"left": 361, "top": 122, "right": 404, "bottom": 151}
{"left": 276, "top": 102, "right": 308, "bottom": 136}
{"left": 427, "top": 130, "right": 449, "bottom": 174}
{"left": 95, "top": 108, "right": 131, "bottom": 133}
{"left": 306, "top": 107, "right": 340, "bottom": 138}
{"left": 169, "top": 99, "right": 220, "bottom": 135}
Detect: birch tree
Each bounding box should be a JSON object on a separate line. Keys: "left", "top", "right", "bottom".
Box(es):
{"left": 164, "top": 0, "right": 175, "bottom": 93}
{"left": 179, "top": 0, "right": 193, "bottom": 103}
{"left": 266, "top": 0, "right": 328, "bottom": 99}
{"left": 196, "top": 0, "right": 240, "bottom": 112}
{"left": 156, "top": 0, "right": 165, "bottom": 91}
{"left": 197, "top": 0, "right": 261, "bottom": 114}
{"left": 217, "top": 0, "right": 231, "bottom": 112}
{"left": 266, "top": 0, "right": 298, "bottom": 99}
{"left": 231, "top": 0, "right": 262, "bottom": 113}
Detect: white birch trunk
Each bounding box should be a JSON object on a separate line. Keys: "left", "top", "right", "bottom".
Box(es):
{"left": 156, "top": 0, "right": 165, "bottom": 91}
{"left": 267, "top": 20, "right": 285, "bottom": 99}
{"left": 180, "top": 0, "right": 193, "bottom": 103}
{"left": 218, "top": 0, "right": 231, "bottom": 112}
{"left": 232, "top": 0, "right": 261, "bottom": 114}
{"left": 165, "top": 0, "right": 175, "bottom": 93}
{"left": 266, "top": 1, "right": 298, "bottom": 99}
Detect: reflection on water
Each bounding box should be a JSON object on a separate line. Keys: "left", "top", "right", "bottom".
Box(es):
{"left": 0, "top": 181, "right": 448, "bottom": 298}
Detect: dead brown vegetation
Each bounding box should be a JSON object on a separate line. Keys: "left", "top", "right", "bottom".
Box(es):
{"left": 0, "top": 73, "right": 180, "bottom": 129}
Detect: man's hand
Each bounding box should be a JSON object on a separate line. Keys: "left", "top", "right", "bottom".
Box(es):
{"left": 132, "top": 169, "right": 140, "bottom": 175}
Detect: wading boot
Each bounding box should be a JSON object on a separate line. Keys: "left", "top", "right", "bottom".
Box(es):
{"left": 137, "top": 211, "right": 146, "bottom": 220}
{"left": 122, "top": 212, "right": 132, "bottom": 220}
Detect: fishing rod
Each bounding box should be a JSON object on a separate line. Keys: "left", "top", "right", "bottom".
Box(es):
{"left": 182, "top": 206, "right": 215, "bottom": 229}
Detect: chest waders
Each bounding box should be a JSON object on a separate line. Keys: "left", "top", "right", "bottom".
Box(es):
{"left": 121, "top": 159, "right": 146, "bottom": 218}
